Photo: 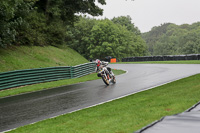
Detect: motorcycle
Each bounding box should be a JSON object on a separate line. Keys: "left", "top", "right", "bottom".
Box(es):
{"left": 96, "top": 61, "right": 116, "bottom": 86}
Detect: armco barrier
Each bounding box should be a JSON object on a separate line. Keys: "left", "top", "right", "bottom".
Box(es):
{"left": 122, "top": 54, "right": 200, "bottom": 62}
{"left": 73, "top": 62, "right": 96, "bottom": 78}
{"left": 0, "top": 62, "right": 96, "bottom": 90}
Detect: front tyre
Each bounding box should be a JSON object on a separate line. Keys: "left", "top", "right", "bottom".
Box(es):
{"left": 102, "top": 75, "right": 109, "bottom": 86}
{"left": 112, "top": 76, "right": 116, "bottom": 84}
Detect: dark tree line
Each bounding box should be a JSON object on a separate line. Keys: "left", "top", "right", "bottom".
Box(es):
{"left": 142, "top": 22, "right": 200, "bottom": 55}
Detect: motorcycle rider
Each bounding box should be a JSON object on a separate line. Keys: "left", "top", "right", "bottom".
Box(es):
{"left": 95, "top": 59, "right": 115, "bottom": 81}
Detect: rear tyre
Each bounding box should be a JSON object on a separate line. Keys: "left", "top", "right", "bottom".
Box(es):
{"left": 102, "top": 75, "right": 109, "bottom": 86}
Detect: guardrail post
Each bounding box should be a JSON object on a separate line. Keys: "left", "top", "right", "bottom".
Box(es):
{"left": 70, "top": 66, "right": 74, "bottom": 79}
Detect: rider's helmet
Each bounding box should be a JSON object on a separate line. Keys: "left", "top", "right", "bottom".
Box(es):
{"left": 95, "top": 59, "right": 101, "bottom": 67}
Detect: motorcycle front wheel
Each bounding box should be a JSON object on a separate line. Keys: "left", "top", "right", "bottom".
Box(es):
{"left": 102, "top": 75, "right": 109, "bottom": 86}
{"left": 112, "top": 76, "right": 116, "bottom": 83}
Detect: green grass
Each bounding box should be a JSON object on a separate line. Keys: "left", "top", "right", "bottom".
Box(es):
{"left": 8, "top": 74, "right": 200, "bottom": 133}
{"left": 0, "top": 45, "right": 88, "bottom": 72}
{"left": 0, "top": 69, "right": 126, "bottom": 98}
{"left": 115, "top": 60, "right": 200, "bottom": 64}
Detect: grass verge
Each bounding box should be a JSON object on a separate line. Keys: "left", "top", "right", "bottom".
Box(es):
{"left": 8, "top": 74, "right": 200, "bottom": 133}
{"left": 115, "top": 60, "right": 200, "bottom": 64}
{"left": 0, "top": 69, "right": 126, "bottom": 98}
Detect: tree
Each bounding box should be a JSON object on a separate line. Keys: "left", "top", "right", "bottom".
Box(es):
{"left": 0, "top": 0, "right": 35, "bottom": 47}
{"left": 66, "top": 16, "right": 97, "bottom": 58}
{"left": 112, "top": 15, "right": 141, "bottom": 35}
{"left": 0, "top": 0, "right": 106, "bottom": 48}
{"left": 35, "top": 0, "right": 106, "bottom": 24}
{"left": 142, "top": 22, "right": 200, "bottom": 55}
{"left": 142, "top": 23, "right": 172, "bottom": 55}
{"left": 180, "top": 29, "right": 200, "bottom": 54}
{"left": 73, "top": 18, "right": 147, "bottom": 59}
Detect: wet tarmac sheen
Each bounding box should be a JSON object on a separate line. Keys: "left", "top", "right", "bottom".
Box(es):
{"left": 0, "top": 64, "right": 200, "bottom": 132}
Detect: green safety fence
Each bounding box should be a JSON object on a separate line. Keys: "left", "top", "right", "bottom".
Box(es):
{"left": 0, "top": 62, "right": 96, "bottom": 90}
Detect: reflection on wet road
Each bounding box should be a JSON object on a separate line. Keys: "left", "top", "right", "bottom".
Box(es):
{"left": 0, "top": 64, "right": 200, "bottom": 132}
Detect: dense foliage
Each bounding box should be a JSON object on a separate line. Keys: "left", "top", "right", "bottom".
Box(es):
{"left": 1, "top": 0, "right": 200, "bottom": 60}
{"left": 68, "top": 16, "right": 147, "bottom": 60}
{"left": 142, "top": 22, "right": 200, "bottom": 55}
{"left": 0, "top": 0, "right": 35, "bottom": 47}
{"left": 0, "top": 0, "right": 106, "bottom": 48}
{"left": 0, "top": 0, "right": 147, "bottom": 60}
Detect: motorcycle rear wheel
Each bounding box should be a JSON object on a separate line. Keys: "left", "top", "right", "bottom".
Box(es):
{"left": 102, "top": 75, "right": 109, "bottom": 85}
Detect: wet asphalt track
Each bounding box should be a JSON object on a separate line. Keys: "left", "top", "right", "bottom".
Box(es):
{"left": 1, "top": 64, "right": 200, "bottom": 132}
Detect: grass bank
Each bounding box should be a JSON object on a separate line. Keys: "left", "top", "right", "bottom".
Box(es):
{"left": 8, "top": 74, "right": 200, "bottom": 133}
{"left": 0, "top": 45, "right": 88, "bottom": 72}
{"left": 116, "top": 60, "right": 200, "bottom": 64}
{"left": 0, "top": 69, "right": 126, "bottom": 98}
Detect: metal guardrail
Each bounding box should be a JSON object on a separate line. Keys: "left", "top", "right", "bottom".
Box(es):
{"left": 0, "top": 62, "right": 96, "bottom": 90}
{"left": 122, "top": 54, "right": 200, "bottom": 62}
{"left": 73, "top": 62, "right": 96, "bottom": 78}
